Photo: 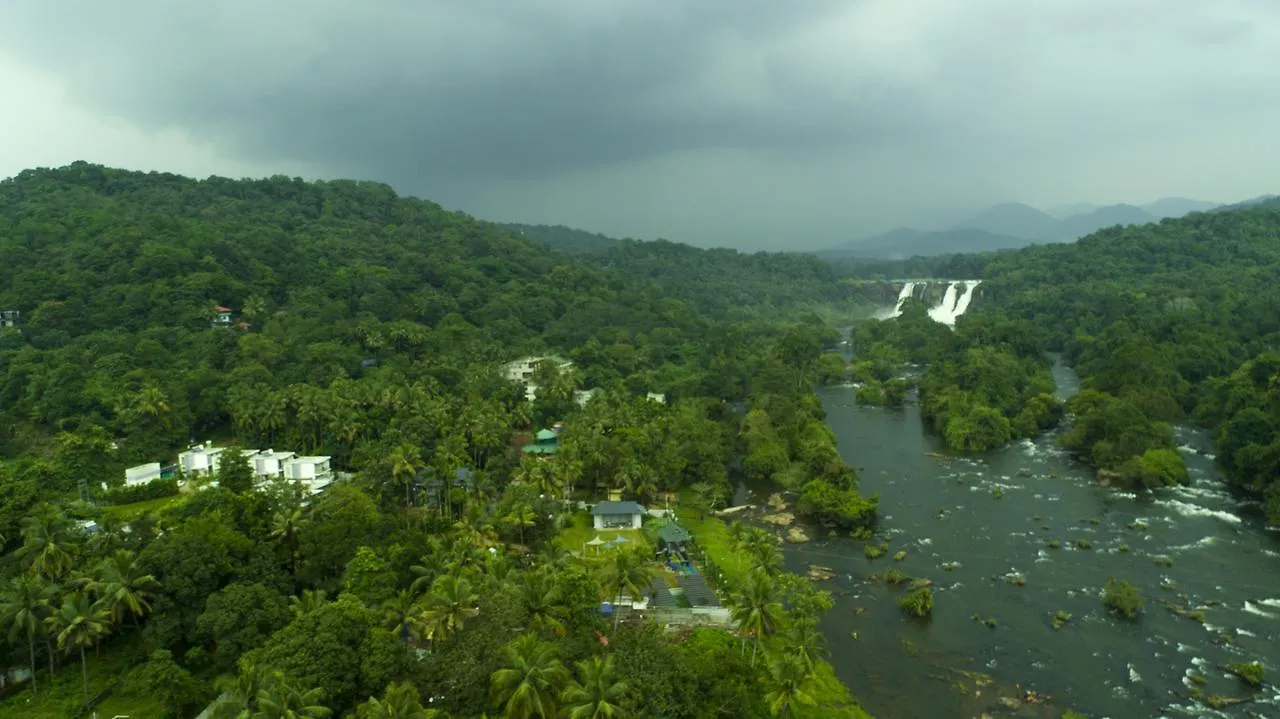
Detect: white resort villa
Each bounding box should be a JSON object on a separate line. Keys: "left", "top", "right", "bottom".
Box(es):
{"left": 126, "top": 444, "right": 334, "bottom": 496}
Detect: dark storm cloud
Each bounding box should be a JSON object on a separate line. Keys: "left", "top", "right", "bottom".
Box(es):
{"left": 1, "top": 1, "right": 924, "bottom": 186}
{"left": 3, "top": 0, "right": 1279, "bottom": 248}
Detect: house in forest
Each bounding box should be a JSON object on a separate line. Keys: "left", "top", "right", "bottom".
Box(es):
{"left": 283, "top": 456, "right": 334, "bottom": 494}
{"left": 591, "top": 500, "right": 646, "bottom": 530}
{"left": 213, "top": 305, "right": 233, "bottom": 326}
{"left": 0, "top": 310, "right": 18, "bottom": 329}
{"left": 503, "top": 355, "right": 573, "bottom": 401}
{"left": 521, "top": 428, "right": 560, "bottom": 457}
{"left": 249, "top": 449, "right": 295, "bottom": 479}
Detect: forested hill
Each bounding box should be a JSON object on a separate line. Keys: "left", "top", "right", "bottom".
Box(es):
{"left": 871, "top": 200, "right": 1280, "bottom": 519}
{"left": 502, "top": 222, "right": 853, "bottom": 317}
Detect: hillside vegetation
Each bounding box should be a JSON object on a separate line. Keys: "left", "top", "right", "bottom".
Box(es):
{"left": 0, "top": 163, "right": 873, "bottom": 718}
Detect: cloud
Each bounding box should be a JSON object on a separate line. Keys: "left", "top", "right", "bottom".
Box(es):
{"left": 2, "top": 0, "right": 1278, "bottom": 248}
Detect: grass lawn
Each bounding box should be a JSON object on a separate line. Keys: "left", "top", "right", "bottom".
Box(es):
{"left": 99, "top": 493, "right": 187, "bottom": 521}
{"left": 674, "top": 507, "right": 751, "bottom": 588}
{"left": 0, "top": 636, "right": 156, "bottom": 719}
{"left": 808, "top": 660, "right": 875, "bottom": 719}
{"left": 556, "top": 510, "right": 648, "bottom": 554}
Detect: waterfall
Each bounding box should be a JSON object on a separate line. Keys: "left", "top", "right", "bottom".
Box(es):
{"left": 927, "top": 280, "right": 982, "bottom": 327}
{"left": 880, "top": 281, "right": 917, "bottom": 319}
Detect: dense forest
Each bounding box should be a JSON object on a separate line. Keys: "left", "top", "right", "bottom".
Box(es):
{"left": 0, "top": 163, "right": 874, "bottom": 717}
{"left": 849, "top": 201, "right": 1280, "bottom": 518}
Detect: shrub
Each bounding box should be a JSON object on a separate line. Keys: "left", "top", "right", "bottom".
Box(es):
{"left": 898, "top": 587, "right": 933, "bottom": 618}
{"left": 1225, "top": 660, "right": 1264, "bottom": 687}
{"left": 104, "top": 478, "right": 179, "bottom": 504}
{"left": 1102, "top": 577, "right": 1144, "bottom": 619}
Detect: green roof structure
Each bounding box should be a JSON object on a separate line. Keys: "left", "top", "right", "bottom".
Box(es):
{"left": 657, "top": 522, "right": 692, "bottom": 545}
{"left": 534, "top": 429, "right": 558, "bottom": 442}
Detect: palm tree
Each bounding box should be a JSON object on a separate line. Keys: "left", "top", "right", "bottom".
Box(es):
{"left": 781, "top": 617, "right": 827, "bottom": 671}
{"left": 213, "top": 660, "right": 269, "bottom": 718}
{"left": 728, "top": 570, "right": 785, "bottom": 666}
{"left": 270, "top": 505, "right": 305, "bottom": 580}
{"left": 290, "top": 589, "right": 329, "bottom": 618}
{"left": 356, "top": 681, "right": 444, "bottom": 718}
{"left": 92, "top": 549, "right": 161, "bottom": 628}
{"left": 419, "top": 575, "right": 480, "bottom": 649}
{"left": 17, "top": 504, "right": 75, "bottom": 581}
{"left": 599, "top": 550, "right": 654, "bottom": 634}
{"left": 381, "top": 590, "right": 425, "bottom": 648}
{"left": 560, "top": 655, "right": 628, "bottom": 719}
{"left": 505, "top": 502, "right": 537, "bottom": 546}
{"left": 489, "top": 633, "right": 568, "bottom": 719}
{"left": 764, "top": 653, "right": 817, "bottom": 718}
{"left": 0, "top": 575, "right": 55, "bottom": 697}
{"left": 47, "top": 591, "right": 110, "bottom": 707}
{"left": 254, "top": 670, "right": 332, "bottom": 718}
{"left": 388, "top": 443, "right": 425, "bottom": 510}
{"left": 518, "top": 568, "right": 567, "bottom": 638}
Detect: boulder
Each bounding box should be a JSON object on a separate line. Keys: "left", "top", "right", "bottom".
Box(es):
{"left": 767, "top": 493, "right": 788, "bottom": 510}
{"left": 761, "top": 512, "right": 795, "bottom": 526}
{"left": 786, "top": 526, "right": 810, "bottom": 543}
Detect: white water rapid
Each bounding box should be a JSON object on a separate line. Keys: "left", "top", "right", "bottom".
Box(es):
{"left": 881, "top": 281, "right": 918, "bottom": 319}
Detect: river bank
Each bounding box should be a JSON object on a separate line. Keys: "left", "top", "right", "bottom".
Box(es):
{"left": 768, "top": 361, "right": 1279, "bottom": 718}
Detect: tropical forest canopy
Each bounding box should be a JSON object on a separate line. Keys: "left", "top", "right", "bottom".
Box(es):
{"left": 0, "top": 162, "right": 875, "bottom": 718}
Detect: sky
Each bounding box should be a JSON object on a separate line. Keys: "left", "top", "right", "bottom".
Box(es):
{"left": 1, "top": 0, "right": 1278, "bottom": 250}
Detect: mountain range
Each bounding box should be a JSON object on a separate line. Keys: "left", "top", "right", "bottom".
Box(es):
{"left": 816, "top": 197, "right": 1231, "bottom": 261}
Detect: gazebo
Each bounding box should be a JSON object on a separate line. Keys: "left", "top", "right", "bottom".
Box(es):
{"left": 657, "top": 521, "right": 692, "bottom": 553}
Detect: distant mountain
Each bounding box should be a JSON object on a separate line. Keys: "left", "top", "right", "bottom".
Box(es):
{"left": 814, "top": 227, "right": 1037, "bottom": 261}
{"left": 500, "top": 223, "right": 621, "bottom": 254}
{"left": 955, "top": 202, "right": 1060, "bottom": 239}
{"left": 1212, "top": 195, "right": 1280, "bottom": 213}
{"left": 1141, "top": 197, "right": 1221, "bottom": 219}
{"left": 1046, "top": 202, "right": 1101, "bottom": 219}
{"left": 1054, "top": 204, "right": 1156, "bottom": 241}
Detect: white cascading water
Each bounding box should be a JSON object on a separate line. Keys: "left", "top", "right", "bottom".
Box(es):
{"left": 926, "top": 280, "right": 983, "bottom": 326}
{"left": 950, "top": 280, "right": 982, "bottom": 318}
{"left": 881, "top": 281, "right": 917, "bottom": 319}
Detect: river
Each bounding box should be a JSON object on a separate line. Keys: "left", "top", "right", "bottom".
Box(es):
{"left": 777, "top": 360, "right": 1280, "bottom": 718}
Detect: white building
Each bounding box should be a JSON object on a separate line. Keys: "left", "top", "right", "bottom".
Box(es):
{"left": 250, "top": 449, "right": 295, "bottom": 480}
{"left": 574, "top": 388, "right": 599, "bottom": 408}
{"left": 284, "top": 456, "right": 333, "bottom": 495}
{"left": 646, "top": 392, "right": 667, "bottom": 404}
{"left": 123, "top": 462, "right": 163, "bottom": 487}
{"left": 503, "top": 356, "right": 573, "bottom": 401}
{"left": 0, "top": 310, "right": 18, "bottom": 329}
{"left": 591, "top": 501, "right": 646, "bottom": 530}
{"left": 178, "top": 445, "right": 225, "bottom": 477}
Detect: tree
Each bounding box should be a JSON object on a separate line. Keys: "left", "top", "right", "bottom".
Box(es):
{"left": 560, "top": 654, "right": 628, "bottom": 719}
{"left": 599, "top": 549, "right": 654, "bottom": 634}
{"left": 764, "top": 653, "right": 816, "bottom": 718}
{"left": 355, "top": 681, "right": 443, "bottom": 719}
{"left": 727, "top": 570, "right": 784, "bottom": 665}
{"left": 218, "top": 447, "right": 256, "bottom": 494}
{"left": 489, "top": 633, "right": 568, "bottom": 719}
{"left": 420, "top": 574, "right": 480, "bottom": 648}
{"left": 92, "top": 548, "right": 162, "bottom": 628}
{"left": 517, "top": 568, "right": 568, "bottom": 638}
{"left": 17, "top": 503, "right": 76, "bottom": 581}
{"left": 255, "top": 670, "right": 332, "bottom": 718}
{"left": 504, "top": 502, "right": 537, "bottom": 546}
{"left": 388, "top": 443, "right": 425, "bottom": 510}
{"left": 0, "top": 575, "right": 55, "bottom": 698}
{"left": 47, "top": 591, "right": 111, "bottom": 707}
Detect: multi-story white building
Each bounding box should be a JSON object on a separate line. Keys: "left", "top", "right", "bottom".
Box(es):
{"left": 0, "top": 310, "right": 18, "bottom": 329}
{"left": 249, "top": 449, "right": 295, "bottom": 480}
{"left": 284, "top": 456, "right": 334, "bottom": 495}
{"left": 178, "top": 445, "right": 225, "bottom": 477}
{"left": 502, "top": 356, "right": 573, "bottom": 401}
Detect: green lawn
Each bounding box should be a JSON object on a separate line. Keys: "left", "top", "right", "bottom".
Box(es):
{"left": 556, "top": 510, "right": 648, "bottom": 555}
{"left": 0, "top": 637, "right": 156, "bottom": 719}
{"left": 99, "top": 493, "right": 188, "bottom": 521}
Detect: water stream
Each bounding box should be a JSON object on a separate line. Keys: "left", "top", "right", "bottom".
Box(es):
{"left": 778, "top": 361, "right": 1280, "bottom": 718}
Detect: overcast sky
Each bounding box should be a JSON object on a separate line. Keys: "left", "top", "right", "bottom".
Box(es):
{"left": 2, "top": 0, "right": 1277, "bottom": 250}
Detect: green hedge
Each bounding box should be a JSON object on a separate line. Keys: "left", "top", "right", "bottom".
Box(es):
{"left": 104, "top": 478, "right": 179, "bottom": 505}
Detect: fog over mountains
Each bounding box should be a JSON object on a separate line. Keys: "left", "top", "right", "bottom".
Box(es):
{"left": 815, "top": 196, "right": 1260, "bottom": 260}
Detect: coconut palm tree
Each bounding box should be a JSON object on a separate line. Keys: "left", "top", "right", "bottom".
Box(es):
{"left": 489, "top": 633, "right": 568, "bottom": 719}
{"left": 17, "top": 504, "right": 76, "bottom": 581}
{"left": 254, "top": 670, "right": 331, "bottom": 718}
{"left": 213, "top": 660, "right": 269, "bottom": 719}
{"left": 388, "top": 443, "right": 425, "bottom": 510}
{"left": 0, "top": 575, "right": 55, "bottom": 698}
{"left": 270, "top": 505, "right": 305, "bottom": 580}
{"left": 505, "top": 502, "right": 538, "bottom": 546}
{"left": 517, "top": 568, "right": 567, "bottom": 638}
{"left": 419, "top": 574, "right": 480, "bottom": 649}
{"left": 560, "top": 655, "right": 628, "bottom": 719}
{"left": 289, "top": 589, "right": 329, "bottom": 618}
{"left": 355, "top": 681, "right": 445, "bottom": 718}
{"left": 728, "top": 570, "right": 785, "bottom": 665}
{"left": 92, "top": 549, "right": 161, "bottom": 628}
{"left": 599, "top": 549, "right": 654, "bottom": 634}
{"left": 381, "top": 590, "right": 425, "bottom": 648}
{"left": 781, "top": 617, "right": 827, "bottom": 671}
{"left": 47, "top": 591, "right": 110, "bottom": 707}
{"left": 764, "top": 653, "right": 817, "bottom": 718}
